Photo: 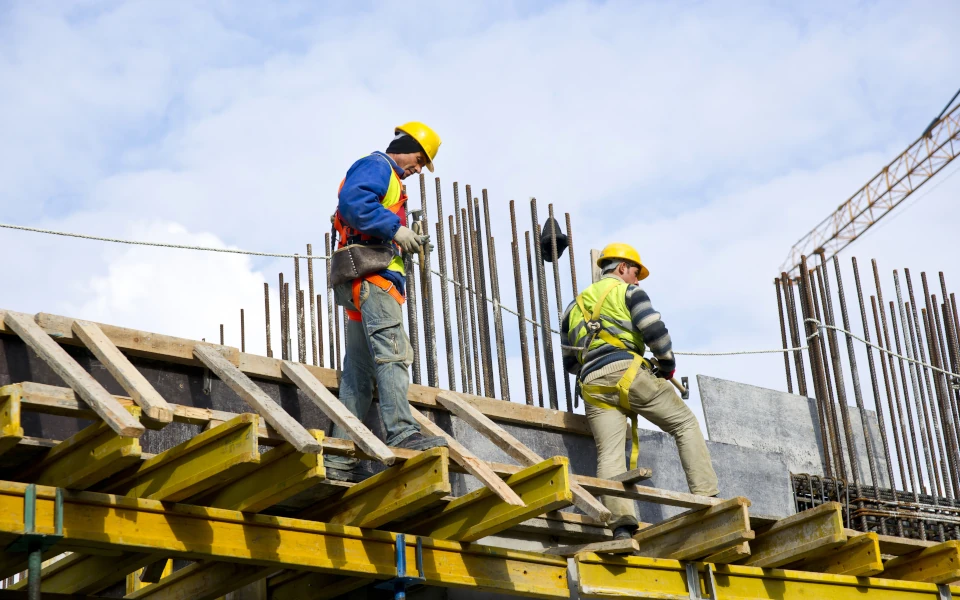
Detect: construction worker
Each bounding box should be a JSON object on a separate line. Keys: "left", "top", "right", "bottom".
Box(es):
{"left": 561, "top": 243, "right": 719, "bottom": 539}
{"left": 324, "top": 122, "right": 448, "bottom": 482}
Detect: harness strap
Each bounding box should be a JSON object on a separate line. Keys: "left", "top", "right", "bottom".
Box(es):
{"left": 580, "top": 354, "right": 649, "bottom": 470}
{"left": 344, "top": 274, "right": 406, "bottom": 322}
{"left": 574, "top": 279, "right": 623, "bottom": 364}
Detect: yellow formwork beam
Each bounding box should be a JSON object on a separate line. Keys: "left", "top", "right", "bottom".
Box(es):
{"left": 0, "top": 385, "right": 24, "bottom": 456}
{"left": 575, "top": 553, "right": 960, "bottom": 599}
{"left": 792, "top": 532, "right": 884, "bottom": 577}
{"left": 196, "top": 429, "right": 325, "bottom": 513}
{"left": 23, "top": 406, "right": 142, "bottom": 490}
{"left": 125, "top": 561, "right": 276, "bottom": 600}
{"left": 300, "top": 446, "right": 450, "bottom": 528}
{"left": 633, "top": 496, "right": 754, "bottom": 561}
{"left": 101, "top": 412, "right": 260, "bottom": 501}
{"left": 743, "top": 501, "right": 847, "bottom": 567}
{"left": 408, "top": 456, "right": 573, "bottom": 542}
{"left": 884, "top": 540, "right": 960, "bottom": 585}
{"left": 0, "top": 480, "right": 570, "bottom": 599}
{"left": 9, "top": 550, "right": 159, "bottom": 595}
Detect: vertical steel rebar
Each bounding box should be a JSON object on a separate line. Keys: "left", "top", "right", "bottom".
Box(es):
{"left": 418, "top": 174, "right": 439, "bottom": 388}
{"left": 483, "top": 191, "right": 510, "bottom": 400}
{"left": 565, "top": 212, "right": 579, "bottom": 295}
{"left": 285, "top": 283, "right": 294, "bottom": 361}
{"left": 461, "top": 207, "right": 482, "bottom": 396}
{"left": 799, "top": 256, "right": 836, "bottom": 479}
{"left": 939, "top": 276, "right": 960, "bottom": 462}
{"left": 450, "top": 222, "right": 471, "bottom": 393}
{"left": 264, "top": 282, "right": 273, "bottom": 358}
{"left": 434, "top": 179, "right": 456, "bottom": 391}
{"left": 298, "top": 290, "right": 306, "bottom": 364}
{"left": 240, "top": 309, "right": 246, "bottom": 353}
{"left": 783, "top": 273, "right": 808, "bottom": 396}
{"left": 776, "top": 278, "right": 794, "bottom": 394}
{"left": 316, "top": 293, "right": 324, "bottom": 367}
{"left": 452, "top": 184, "right": 476, "bottom": 395}
{"left": 295, "top": 255, "right": 305, "bottom": 363}
{"left": 510, "top": 201, "right": 534, "bottom": 406}
{"left": 279, "top": 272, "right": 288, "bottom": 360}
{"left": 307, "top": 244, "right": 317, "bottom": 366}
{"left": 811, "top": 265, "right": 847, "bottom": 480}
{"left": 220, "top": 324, "right": 224, "bottom": 346}
{"left": 405, "top": 248, "right": 421, "bottom": 385}
{"left": 925, "top": 299, "right": 960, "bottom": 498}
{"left": 470, "top": 194, "right": 495, "bottom": 396}
{"left": 531, "top": 198, "right": 559, "bottom": 410}
{"left": 889, "top": 297, "right": 928, "bottom": 496}
{"left": 526, "top": 231, "right": 545, "bottom": 408}
{"left": 325, "top": 233, "right": 336, "bottom": 370}
{"left": 548, "top": 204, "right": 573, "bottom": 412}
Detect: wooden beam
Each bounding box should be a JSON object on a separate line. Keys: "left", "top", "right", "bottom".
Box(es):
{"left": 512, "top": 511, "right": 612, "bottom": 542}
{"left": 0, "top": 386, "right": 24, "bottom": 456}
{"left": 280, "top": 360, "right": 395, "bottom": 465}
{"left": 300, "top": 446, "right": 450, "bottom": 528}
{"left": 883, "top": 541, "right": 960, "bottom": 584}
{"left": 196, "top": 430, "right": 325, "bottom": 513}
{"left": 23, "top": 406, "right": 142, "bottom": 489}
{"left": 125, "top": 561, "right": 277, "bottom": 600}
{"left": 410, "top": 405, "right": 524, "bottom": 507}
{"left": 101, "top": 413, "right": 260, "bottom": 501}
{"left": 632, "top": 496, "right": 754, "bottom": 561}
{"left": 436, "top": 391, "right": 611, "bottom": 522}
{"left": 407, "top": 456, "right": 574, "bottom": 542}
{"left": 268, "top": 571, "right": 373, "bottom": 600}
{"left": 704, "top": 542, "right": 751, "bottom": 564}
{"left": 742, "top": 502, "right": 847, "bottom": 568}
{"left": 193, "top": 344, "right": 320, "bottom": 454}
{"left": 9, "top": 552, "right": 159, "bottom": 595}
{"left": 545, "top": 539, "right": 639, "bottom": 557}
{"left": 0, "top": 480, "right": 571, "bottom": 599}
{"left": 3, "top": 311, "right": 143, "bottom": 438}
{"left": 791, "top": 532, "right": 884, "bottom": 577}
{"left": 872, "top": 531, "right": 939, "bottom": 556}
{"left": 72, "top": 320, "right": 173, "bottom": 427}
{"left": 609, "top": 467, "right": 653, "bottom": 484}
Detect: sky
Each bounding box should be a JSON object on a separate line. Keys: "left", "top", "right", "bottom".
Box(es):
{"left": 1, "top": 0, "right": 959, "bottom": 442}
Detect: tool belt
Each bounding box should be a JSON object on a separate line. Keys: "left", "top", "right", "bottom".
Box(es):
{"left": 329, "top": 243, "right": 398, "bottom": 288}
{"left": 344, "top": 274, "right": 405, "bottom": 322}
{"left": 579, "top": 353, "right": 650, "bottom": 471}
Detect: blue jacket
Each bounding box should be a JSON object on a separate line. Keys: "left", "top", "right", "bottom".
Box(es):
{"left": 337, "top": 151, "right": 405, "bottom": 294}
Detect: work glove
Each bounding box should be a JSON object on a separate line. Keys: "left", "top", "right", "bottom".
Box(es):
{"left": 659, "top": 369, "right": 676, "bottom": 381}
{"left": 394, "top": 225, "right": 422, "bottom": 254}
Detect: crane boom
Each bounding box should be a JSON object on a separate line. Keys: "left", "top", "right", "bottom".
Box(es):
{"left": 781, "top": 102, "right": 960, "bottom": 274}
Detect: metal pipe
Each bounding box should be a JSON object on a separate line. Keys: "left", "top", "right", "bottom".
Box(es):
{"left": 450, "top": 218, "right": 470, "bottom": 393}
{"left": 469, "top": 193, "right": 495, "bottom": 396}
{"left": 418, "top": 174, "right": 439, "bottom": 388}
{"left": 316, "top": 293, "right": 324, "bottom": 367}
{"left": 264, "top": 282, "right": 273, "bottom": 358}
{"left": 548, "top": 204, "right": 573, "bottom": 412}
{"left": 484, "top": 190, "right": 510, "bottom": 401}
{"left": 461, "top": 207, "right": 482, "bottom": 396}
{"left": 240, "top": 309, "right": 246, "bottom": 353}
{"left": 325, "top": 233, "right": 335, "bottom": 370}
{"left": 782, "top": 273, "right": 807, "bottom": 396}
{"left": 531, "top": 198, "right": 559, "bottom": 410}
{"left": 526, "top": 231, "right": 545, "bottom": 408}
{"left": 307, "top": 244, "right": 317, "bottom": 366}
{"left": 799, "top": 256, "right": 836, "bottom": 479}
{"left": 510, "top": 201, "right": 534, "bottom": 406}
{"left": 434, "top": 179, "right": 456, "bottom": 391}
{"left": 775, "top": 278, "right": 794, "bottom": 394}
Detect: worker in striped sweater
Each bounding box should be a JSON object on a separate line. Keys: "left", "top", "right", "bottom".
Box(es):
{"left": 561, "top": 243, "right": 719, "bottom": 540}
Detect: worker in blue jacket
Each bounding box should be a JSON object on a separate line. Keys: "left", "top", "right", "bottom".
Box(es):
{"left": 325, "top": 122, "right": 448, "bottom": 481}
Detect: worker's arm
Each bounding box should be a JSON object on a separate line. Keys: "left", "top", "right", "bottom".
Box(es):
{"left": 560, "top": 300, "right": 581, "bottom": 376}
{"left": 337, "top": 154, "right": 402, "bottom": 241}
{"left": 626, "top": 285, "right": 676, "bottom": 376}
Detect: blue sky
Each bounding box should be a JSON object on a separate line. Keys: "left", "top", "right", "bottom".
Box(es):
{"left": 1, "top": 0, "right": 959, "bottom": 429}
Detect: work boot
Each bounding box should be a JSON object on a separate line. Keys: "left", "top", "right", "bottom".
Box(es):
{"left": 324, "top": 462, "right": 374, "bottom": 483}
{"left": 395, "top": 432, "right": 448, "bottom": 452}
{"left": 610, "top": 515, "right": 639, "bottom": 541}
{"left": 613, "top": 526, "right": 638, "bottom": 541}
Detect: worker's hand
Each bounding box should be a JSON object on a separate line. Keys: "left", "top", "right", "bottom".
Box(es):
{"left": 658, "top": 369, "right": 675, "bottom": 381}
{"left": 394, "top": 226, "right": 422, "bottom": 254}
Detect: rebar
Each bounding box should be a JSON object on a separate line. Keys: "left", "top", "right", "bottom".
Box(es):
{"left": 404, "top": 247, "right": 421, "bottom": 385}
{"left": 295, "top": 255, "right": 305, "bottom": 364}
{"left": 939, "top": 277, "right": 960, "bottom": 461}
{"left": 285, "top": 283, "right": 294, "bottom": 362}
{"left": 889, "top": 297, "right": 928, "bottom": 497}
{"left": 325, "top": 233, "right": 336, "bottom": 370}
{"left": 467, "top": 191, "right": 494, "bottom": 396}
{"left": 220, "top": 324, "right": 224, "bottom": 346}
{"left": 279, "top": 272, "right": 288, "bottom": 360}
{"left": 483, "top": 190, "right": 509, "bottom": 401}
{"left": 565, "top": 212, "right": 579, "bottom": 295}
{"left": 450, "top": 217, "right": 470, "bottom": 393}
{"left": 307, "top": 244, "right": 317, "bottom": 366}
{"left": 240, "top": 309, "right": 245, "bottom": 353}
{"left": 435, "top": 179, "right": 456, "bottom": 391}
{"left": 418, "top": 174, "right": 439, "bottom": 388}
{"left": 799, "top": 256, "right": 836, "bottom": 478}
{"left": 453, "top": 184, "right": 477, "bottom": 395}
{"left": 531, "top": 198, "right": 559, "bottom": 410}
{"left": 811, "top": 265, "right": 846, "bottom": 479}
{"left": 298, "top": 290, "right": 306, "bottom": 364}
{"left": 316, "top": 293, "right": 324, "bottom": 367}
{"left": 526, "top": 231, "right": 545, "bottom": 408}
{"left": 264, "top": 282, "right": 273, "bottom": 358}
{"left": 782, "top": 273, "right": 807, "bottom": 396}
{"left": 775, "top": 278, "right": 794, "bottom": 394}
{"left": 510, "top": 201, "right": 534, "bottom": 406}
{"left": 548, "top": 204, "right": 573, "bottom": 412}
{"left": 924, "top": 273, "right": 960, "bottom": 498}
{"left": 461, "top": 207, "right": 482, "bottom": 396}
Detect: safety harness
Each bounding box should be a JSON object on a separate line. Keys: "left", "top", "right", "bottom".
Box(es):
{"left": 573, "top": 279, "right": 651, "bottom": 470}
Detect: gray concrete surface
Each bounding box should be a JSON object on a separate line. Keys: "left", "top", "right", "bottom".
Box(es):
{"left": 699, "top": 374, "right": 890, "bottom": 487}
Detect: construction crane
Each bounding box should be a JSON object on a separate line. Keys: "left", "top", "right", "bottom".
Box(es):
{"left": 781, "top": 92, "right": 960, "bottom": 275}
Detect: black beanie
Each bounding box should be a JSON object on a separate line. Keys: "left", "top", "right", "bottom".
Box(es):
{"left": 386, "top": 132, "right": 425, "bottom": 155}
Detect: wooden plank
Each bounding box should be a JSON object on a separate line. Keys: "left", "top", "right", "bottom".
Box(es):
{"left": 609, "top": 467, "right": 653, "bottom": 484}
{"left": 300, "top": 446, "right": 450, "bottom": 528}
{"left": 280, "top": 360, "right": 394, "bottom": 465}
{"left": 196, "top": 430, "right": 325, "bottom": 513}
{"left": 544, "top": 539, "right": 639, "bottom": 557}
{"left": 407, "top": 456, "right": 574, "bottom": 542}
{"left": 23, "top": 406, "right": 142, "bottom": 489}
{"left": 194, "top": 344, "right": 321, "bottom": 454}
{"left": 268, "top": 571, "right": 373, "bottom": 600}
{"left": 101, "top": 413, "right": 260, "bottom": 501}
{"left": 792, "top": 532, "right": 884, "bottom": 577}
{"left": 632, "top": 496, "right": 754, "bottom": 561}
{"left": 3, "top": 311, "right": 144, "bottom": 438}
{"left": 705, "top": 541, "right": 751, "bottom": 564}
{"left": 883, "top": 540, "right": 960, "bottom": 584}
{"left": 125, "top": 561, "right": 277, "bottom": 600}
{"left": 0, "top": 386, "right": 24, "bottom": 456}
{"left": 9, "top": 552, "right": 159, "bottom": 595}
{"left": 742, "top": 502, "right": 847, "bottom": 568}
{"left": 872, "top": 531, "right": 939, "bottom": 556}
{"left": 436, "top": 391, "right": 611, "bottom": 522}
{"left": 411, "top": 405, "right": 524, "bottom": 507}
{"left": 72, "top": 320, "right": 173, "bottom": 427}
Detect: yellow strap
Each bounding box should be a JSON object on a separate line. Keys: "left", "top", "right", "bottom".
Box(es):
{"left": 573, "top": 279, "right": 624, "bottom": 363}
{"left": 580, "top": 354, "right": 648, "bottom": 471}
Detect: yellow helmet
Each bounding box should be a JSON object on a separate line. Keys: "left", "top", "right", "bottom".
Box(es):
{"left": 395, "top": 121, "right": 441, "bottom": 172}
{"left": 597, "top": 242, "right": 649, "bottom": 280}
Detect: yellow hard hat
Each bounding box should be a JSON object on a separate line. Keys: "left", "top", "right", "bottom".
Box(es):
{"left": 395, "top": 122, "right": 441, "bottom": 172}
{"left": 597, "top": 242, "right": 649, "bottom": 280}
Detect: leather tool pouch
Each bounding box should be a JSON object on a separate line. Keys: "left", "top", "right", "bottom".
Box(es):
{"left": 329, "top": 244, "right": 396, "bottom": 287}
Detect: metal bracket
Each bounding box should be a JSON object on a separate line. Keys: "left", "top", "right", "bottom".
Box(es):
{"left": 939, "top": 583, "right": 953, "bottom": 600}
{"left": 203, "top": 368, "right": 213, "bottom": 395}
{"left": 375, "top": 533, "right": 425, "bottom": 599}
{"left": 681, "top": 376, "right": 690, "bottom": 400}
{"left": 684, "top": 562, "right": 718, "bottom": 600}
{"left": 5, "top": 483, "right": 63, "bottom": 553}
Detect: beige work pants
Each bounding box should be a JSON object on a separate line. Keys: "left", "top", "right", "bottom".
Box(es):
{"left": 584, "top": 362, "right": 719, "bottom": 524}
